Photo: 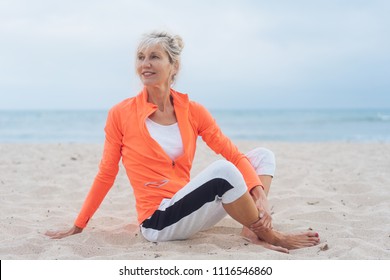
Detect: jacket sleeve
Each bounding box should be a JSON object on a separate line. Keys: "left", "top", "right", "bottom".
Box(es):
{"left": 191, "top": 102, "right": 263, "bottom": 191}
{"left": 74, "top": 107, "right": 123, "bottom": 228}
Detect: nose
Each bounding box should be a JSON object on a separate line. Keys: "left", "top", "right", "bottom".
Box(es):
{"left": 142, "top": 58, "right": 152, "bottom": 68}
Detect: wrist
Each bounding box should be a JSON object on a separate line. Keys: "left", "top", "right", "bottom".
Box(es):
{"left": 73, "top": 225, "right": 83, "bottom": 234}
{"left": 250, "top": 186, "right": 265, "bottom": 200}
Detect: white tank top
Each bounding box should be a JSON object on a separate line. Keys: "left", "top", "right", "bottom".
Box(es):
{"left": 145, "top": 118, "right": 184, "bottom": 160}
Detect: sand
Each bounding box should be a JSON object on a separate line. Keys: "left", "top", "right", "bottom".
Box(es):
{"left": 0, "top": 141, "right": 389, "bottom": 260}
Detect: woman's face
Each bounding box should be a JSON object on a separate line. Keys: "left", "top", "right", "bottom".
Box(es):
{"left": 136, "top": 44, "right": 177, "bottom": 87}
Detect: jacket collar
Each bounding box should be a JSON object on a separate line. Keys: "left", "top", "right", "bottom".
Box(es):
{"left": 136, "top": 87, "right": 189, "bottom": 120}
{"left": 135, "top": 87, "right": 191, "bottom": 158}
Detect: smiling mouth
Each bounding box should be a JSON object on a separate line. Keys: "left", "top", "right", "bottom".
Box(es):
{"left": 142, "top": 71, "right": 155, "bottom": 77}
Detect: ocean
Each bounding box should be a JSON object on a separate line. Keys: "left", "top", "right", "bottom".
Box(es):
{"left": 0, "top": 109, "right": 389, "bottom": 143}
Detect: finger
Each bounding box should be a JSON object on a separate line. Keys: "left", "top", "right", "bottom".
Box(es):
{"left": 256, "top": 214, "right": 268, "bottom": 224}
{"left": 50, "top": 233, "right": 69, "bottom": 240}
{"left": 249, "top": 217, "right": 272, "bottom": 233}
{"left": 263, "top": 216, "right": 272, "bottom": 229}
{"left": 45, "top": 230, "right": 70, "bottom": 239}
{"left": 45, "top": 230, "right": 58, "bottom": 237}
{"left": 250, "top": 227, "right": 271, "bottom": 236}
{"left": 259, "top": 212, "right": 264, "bottom": 219}
{"left": 249, "top": 218, "right": 264, "bottom": 230}
{"left": 249, "top": 223, "right": 268, "bottom": 233}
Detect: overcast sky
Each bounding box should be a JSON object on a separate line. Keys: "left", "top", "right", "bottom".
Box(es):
{"left": 0, "top": 0, "right": 389, "bottom": 110}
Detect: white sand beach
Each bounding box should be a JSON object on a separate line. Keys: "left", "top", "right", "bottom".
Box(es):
{"left": 0, "top": 141, "right": 389, "bottom": 259}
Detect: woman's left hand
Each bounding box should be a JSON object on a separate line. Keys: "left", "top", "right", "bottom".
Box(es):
{"left": 248, "top": 187, "right": 273, "bottom": 233}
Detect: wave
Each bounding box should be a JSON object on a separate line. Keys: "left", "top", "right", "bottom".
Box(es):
{"left": 1, "top": 109, "right": 389, "bottom": 142}
{"left": 377, "top": 113, "right": 390, "bottom": 121}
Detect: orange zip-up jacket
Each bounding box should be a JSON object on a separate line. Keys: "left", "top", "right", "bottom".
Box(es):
{"left": 74, "top": 88, "right": 262, "bottom": 228}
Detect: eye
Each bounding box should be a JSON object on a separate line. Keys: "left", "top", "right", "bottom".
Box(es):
{"left": 151, "top": 55, "right": 160, "bottom": 59}
{"left": 137, "top": 54, "right": 145, "bottom": 60}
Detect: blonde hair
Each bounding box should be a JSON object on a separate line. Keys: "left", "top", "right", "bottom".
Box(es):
{"left": 137, "top": 31, "right": 184, "bottom": 83}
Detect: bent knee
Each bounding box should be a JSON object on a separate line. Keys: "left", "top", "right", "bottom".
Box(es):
{"left": 208, "top": 160, "right": 246, "bottom": 187}
{"left": 246, "top": 147, "right": 276, "bottom": 177}
{"left": 209, "top": 160, "right": 241, "bottom": 178}
{"left": 253, "top": 147, "right": 276, "bottom": 165}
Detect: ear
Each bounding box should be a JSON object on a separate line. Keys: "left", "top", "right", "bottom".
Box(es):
{"left": 173, "top": 61, "right": 179, "bottom": 75}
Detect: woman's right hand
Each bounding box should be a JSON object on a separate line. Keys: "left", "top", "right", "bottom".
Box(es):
{"left": 45, "top": 225, "right": 83, "bottom": 239}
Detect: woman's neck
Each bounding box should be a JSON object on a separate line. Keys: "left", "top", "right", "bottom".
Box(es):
{"left": 146, "top": 85, "right": 172, "bottom": 112}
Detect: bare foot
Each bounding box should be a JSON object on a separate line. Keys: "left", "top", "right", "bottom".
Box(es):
{"left": 241, "top": 226, "right": 289, "bottom": 254}
{"left": 272, "top": 230, "right": 320, "bottom": 250}
{"left": 244, "top": 223, "right": 321, "bottom": 251}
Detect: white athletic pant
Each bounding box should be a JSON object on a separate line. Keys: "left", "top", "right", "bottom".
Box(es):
{"left": 140, "top": 147, "right": 276, "bottom": 242}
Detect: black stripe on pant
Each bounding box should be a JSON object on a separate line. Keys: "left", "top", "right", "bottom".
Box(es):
{"left": 141, "top": 178, "right": 234, "bottom": 231}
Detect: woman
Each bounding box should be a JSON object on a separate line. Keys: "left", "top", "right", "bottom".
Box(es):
{"left": 46, "top": 31, "right": 320, "bottom": 253}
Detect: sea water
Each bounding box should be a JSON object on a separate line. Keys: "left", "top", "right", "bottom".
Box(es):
{"left": 0, "top": 109, "right": 389, "bottom": 143}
